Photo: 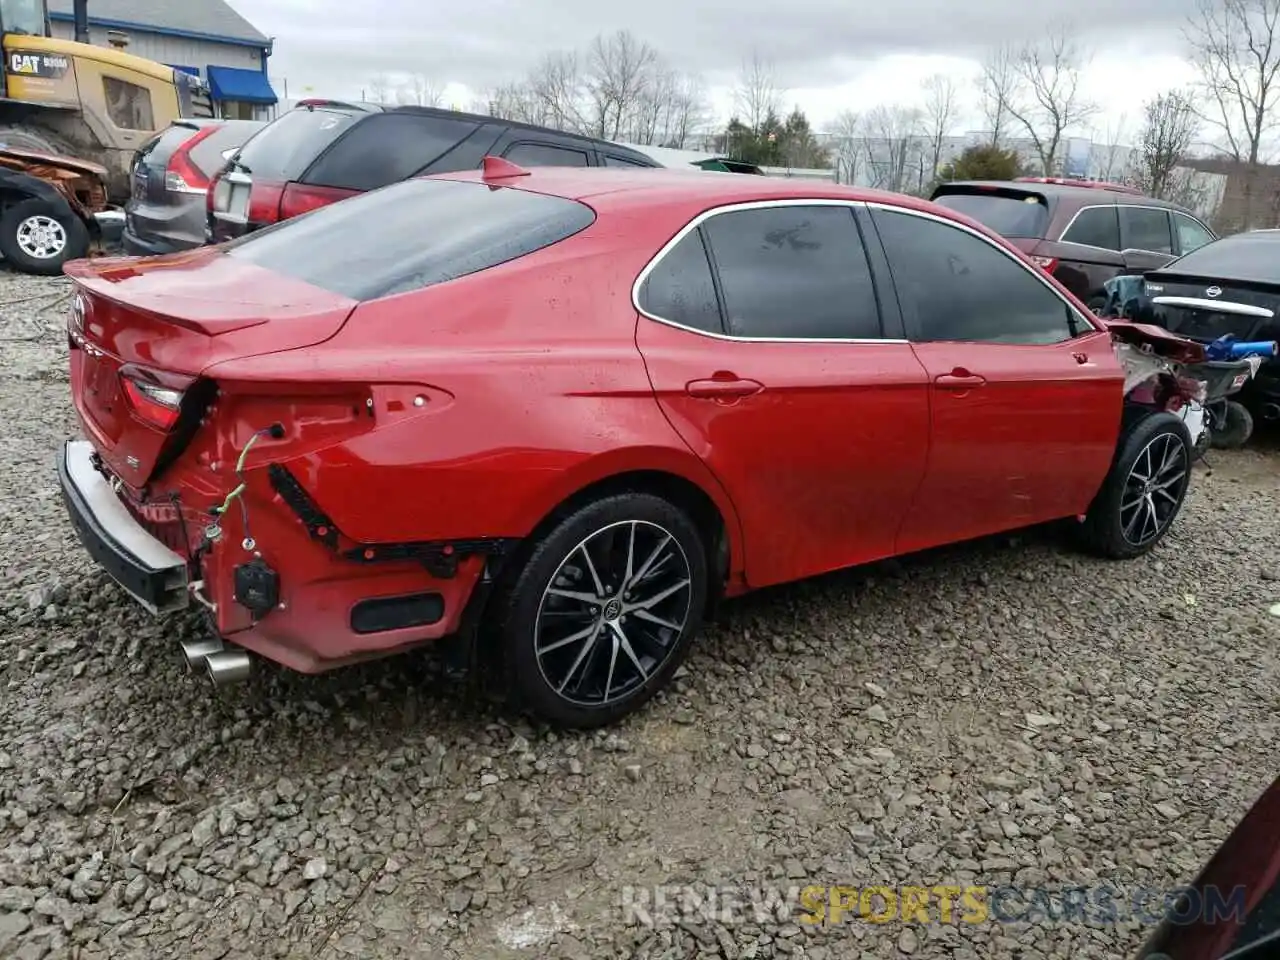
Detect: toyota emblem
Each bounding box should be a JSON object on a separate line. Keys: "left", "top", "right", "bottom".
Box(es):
{"left": 1205, "top": 285, "right": 1222, "bottom": 298}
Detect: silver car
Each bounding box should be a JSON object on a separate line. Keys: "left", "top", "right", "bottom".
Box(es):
{"left": 123, "top": 118, "right": 263, "bottom": 256}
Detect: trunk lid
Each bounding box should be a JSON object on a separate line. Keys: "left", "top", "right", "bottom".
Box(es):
{"left": 1142, "top": 272, "right": 1280, "bottom": 344}
{"left": 65, "top": 249, "right": 357, "bottom": 486}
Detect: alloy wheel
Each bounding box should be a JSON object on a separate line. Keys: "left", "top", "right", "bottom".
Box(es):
{"left": 534, "top": 520, "right": 693, "bottom": 707}
{"left": 16, "top": 214, "right": 67, "bottom": 260}
{"left": 1120, "top": 431, "right": 1188, "bottom": 547}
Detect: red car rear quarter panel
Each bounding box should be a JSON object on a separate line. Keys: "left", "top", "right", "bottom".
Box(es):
{"left": 201, "top": 229, "right": 734, "bottom": 551}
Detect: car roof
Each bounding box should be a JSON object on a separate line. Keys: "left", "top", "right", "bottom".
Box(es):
{"left": 433, "top": 165, "right": 953, "bottom": 215}
{"left": 384, "top": 106, "right": 657, "bottom": 162}
{"left": 938, "top": 179, "right": 1189, "bottom": 211}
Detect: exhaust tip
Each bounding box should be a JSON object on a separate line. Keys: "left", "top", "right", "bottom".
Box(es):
{"left": 179, "top": 637, "right": 225, "bottom": 672}
{"left": 205, "top": 648, "right": 251, "bottom": 687}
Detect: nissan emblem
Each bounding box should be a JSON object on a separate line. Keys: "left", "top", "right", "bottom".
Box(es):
{"left": 1205, "top": 286, "right": 1222, "bottom": 297}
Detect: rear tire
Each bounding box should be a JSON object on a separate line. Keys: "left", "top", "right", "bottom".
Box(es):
{"left": 490, "top": 492, "right": 708, "bottom": 729}
{"left": 1210, "top": 400, "right": 1254, "bottom": 449}
{"left": 1079, "top": 411, "right": 1193, "bottom": 559}
{"left": 0, "top": 197, "right": 89, "bottom": 275}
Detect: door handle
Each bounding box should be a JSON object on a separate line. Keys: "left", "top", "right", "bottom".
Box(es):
{"left": 934, "top": 369, "right": 986, "bottom": 389}
{"left": 685, "top": 375, "right": 764, "bottom": 400}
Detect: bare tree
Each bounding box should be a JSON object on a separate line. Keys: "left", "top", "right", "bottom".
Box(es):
{"left": 406, "top": 74, "right": 442, "bottom": 107}
{"left": 859, "top": 105, "right": 923, "bottom": 193}
{"left": 584, "top": 29, "right": 659, "bottom": 140}
{"left": 1132, "top": 90, "right": 1202, "bottom": 199}
{"left": 526, "top": 51, "right": 589, "bottom": 133}
{"left": 1004, "top": 26, "right": 1099, "bottom": 175}
{"left": 1185, "top": 0, "right": 1280, "bottom": 226}
{"left": 368, "top": 73, "right": 391, "bottom": 104}
{"left": 735, "top": 50, "right": 780, "bottom": 133}
{"left": 978, "top": 44, "right": 1018, "bottom": 145}
{"left": 921, "top": 74, "right": 959, "bottom": 185}
{"left": 830, "top": 109, "right": 862, "bottom": 184}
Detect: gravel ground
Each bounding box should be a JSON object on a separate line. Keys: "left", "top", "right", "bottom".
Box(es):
{"left": 1, "top": 265, "right": 1279, "bottom": 960}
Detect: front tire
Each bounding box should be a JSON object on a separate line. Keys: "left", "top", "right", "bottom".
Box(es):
{"left": 1080, "top": 411, "right": 1193, "bottom": 559}
{"left": 492, "top": 493, "right": 708, "bottom": 729}
{"left": 0, "top": 198, "right": 89, "bottom": 275}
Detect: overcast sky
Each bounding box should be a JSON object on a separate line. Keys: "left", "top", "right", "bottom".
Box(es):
{"left": 235, "top": 0, "right": 1204, "bottom": 138}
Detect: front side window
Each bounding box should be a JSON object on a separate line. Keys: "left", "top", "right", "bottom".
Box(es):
{"left": 1061, "top": 206, "right": 1121, "bottom": 250}
{"left": 503, "top": 142, "right": 590, "bottom": 167}
{"left": 103, "top": 78, "right": 155, "bottom": 131}
{"left": 638, "top": 230, "right": 722, "bottom": 333}
{"left": 872, "top": 208, "right": 1080, "bottom": 345}
{"left": 1173, "top": 213, "right": 1215, "bottom": 255}
{"left": 699, "top": 205, "right": 882, "bottom": 339}
{"left": 1120, "top": 206, "right": 1174, "bottom": 254}
{"left": 605, "top": 154, "right": 652, "bottom": 168}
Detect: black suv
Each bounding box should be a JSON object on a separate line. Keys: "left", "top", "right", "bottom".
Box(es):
{"left": 207, "top": 101, "right": 662, "bottom": 242}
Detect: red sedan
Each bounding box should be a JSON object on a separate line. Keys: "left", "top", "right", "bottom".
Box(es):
{"left": 58, "top": 161, "right": 1199, "bottom": 728}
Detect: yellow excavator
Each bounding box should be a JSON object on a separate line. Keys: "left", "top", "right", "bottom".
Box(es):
{"left": 0, "top": 0, "right": 212, "bottom": 202}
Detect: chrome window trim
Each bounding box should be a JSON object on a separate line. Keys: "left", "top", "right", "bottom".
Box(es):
{"left": 1168, "top": 210, "right": 1217, "bottom": 253}
{"left": 862, "top": 200, "right": 1102, "bottom": 338}
{"left": 1055, "top": 204, "right": 1123, "bottom": 252}
{"left": 631, "top": 198, "right": 907, "bottom": 345}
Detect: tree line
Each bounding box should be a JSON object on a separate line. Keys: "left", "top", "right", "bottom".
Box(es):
{"left": 360, "top": 1, "right": 1280, "bottom": 226}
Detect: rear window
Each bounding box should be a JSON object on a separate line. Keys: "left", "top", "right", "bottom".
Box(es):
{"left": 931, "top": 189, "right": 1051, "bottom": 238}
{"left": 136, "top": 124, "right": 198, "bottom": 167}
{"left": 1160, "top": 231, "right": 1280, "bottom": 283}
{"left": 188, "top": 121, "right": 261, "bottom": 177}
{"left": 233, "top": 108, "right": 363, "bottom": 181}
{"left": 224, "top": 177, "right": 596, "bottom": 301}
{"left": 303, "top": 112, "right": 480, "bottom": 190}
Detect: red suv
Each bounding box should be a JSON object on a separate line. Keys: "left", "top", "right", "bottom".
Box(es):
{"left": 60, "top": 165, "right": 1203, "bottom": 728}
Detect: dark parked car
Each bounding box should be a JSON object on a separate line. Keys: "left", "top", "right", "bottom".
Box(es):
{"left": 124, "top": 119, "right": 264, "bottom": 256}
{"left": 206, "top": 101, "right": 662, "bottom": 243}
{"left": 930, "top": 177, "right": 1217, "bottom": 309}
{"left": 1140, "top": 229, "right": 1280, "bottom": 424}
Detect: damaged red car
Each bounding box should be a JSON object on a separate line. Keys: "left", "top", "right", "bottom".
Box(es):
{"left": 58, "top": 162, "right": 1206, "bottom": 728}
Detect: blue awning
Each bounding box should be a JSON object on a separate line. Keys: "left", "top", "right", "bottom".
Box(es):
{"left": 206, "top": 65, "right": 277, "bottom": 105}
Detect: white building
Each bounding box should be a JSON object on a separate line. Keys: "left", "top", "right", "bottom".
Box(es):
{"left": 48, "top": 0, "right": 279, "bottom": 120}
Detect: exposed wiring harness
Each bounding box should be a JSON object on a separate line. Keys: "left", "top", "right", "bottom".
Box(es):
{"left": 210, "top": 423, "right": 284, "bottom": 549}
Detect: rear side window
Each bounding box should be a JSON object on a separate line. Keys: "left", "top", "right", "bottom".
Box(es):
{"left": 503, "top": 142, "right": 590, "bottom": 167}
{"left": 930, "top": 190, "right": 1050, "bottom": 239}
{"left": 638, "top": 230, "right": 722, "bottom": 333}
{"left": 1060, "top": 206, "right": 1120, "bottom": 250}
{"left": 304, "top": 113, "right": 480, "bottom": 190}
{"left": 1173, "top": 213, "right": 1215, "bottom": 255}
{"left": 605, "top": 154, "right": 654, "bottom": 168}
{"left": 224, "top": 178, "right": 596, "bottom": 301}
{"left": 701, "top": 205, "right": 882, "bottom": 339}
{"left": 234, "top": 108, "right": 362, "bottom": 181}
{"left": 188, "top": 121, "right": 260, "bottom": 177}
{"left": 1120, "top": 207, "right": 1174, "bottom": 254}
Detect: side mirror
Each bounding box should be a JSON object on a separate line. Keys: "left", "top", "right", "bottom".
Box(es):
{"left": 1120, "top": 248, "right": 1172, "bottom": 274}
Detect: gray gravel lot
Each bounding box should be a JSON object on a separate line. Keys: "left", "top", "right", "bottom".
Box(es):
{"left": 1, "top": 266, "right": 1279, "bottom": 960}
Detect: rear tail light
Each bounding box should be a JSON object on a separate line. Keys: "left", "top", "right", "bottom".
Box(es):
{"left": 279, "top": 183, "right": 359, "bottom": 220}
{"left": 165, "top": 126, "right": 219, "bottom": 194}
{"left": 1030, "top": 256, "right": 1059, "bottom": 273}
{"left": 246, "top": 182, "right": 286, "bottom": 225}
{"left": 120, "top": 370, "right": 186, "bottom": 430}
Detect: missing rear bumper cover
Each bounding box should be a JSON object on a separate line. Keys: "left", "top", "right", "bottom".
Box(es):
{"left": 267, "top": 463, "right": 517, "bottom": 578}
